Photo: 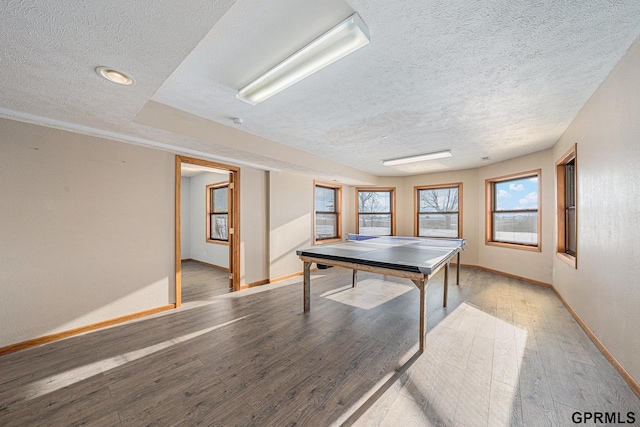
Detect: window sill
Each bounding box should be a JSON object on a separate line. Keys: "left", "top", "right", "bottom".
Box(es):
{"left": 485, "top": 240, "right": 541, "bottom": 252}
{"left": 314, "top": 237, "right": 342, "bottom": 245}
{"left": 206, "top": 239, "right": 230, "bottom": 246}
{"left": 556, "top": 252, "right": 577, "bottom": 268}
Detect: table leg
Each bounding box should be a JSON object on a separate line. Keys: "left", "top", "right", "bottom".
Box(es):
{"left": 419, "top": 280, "right": 426, "bottom": 353}
{"left": 412, "top": 279, "right": 426, "bottom": 354}
{"left": 352, "top": 269, "right": 358, "bottom": 287}
{"left": 456, "top": 252, "right": 460, "bottom": 285}
{"left": 303, "top": 261, "right": 311, "bottom": 312}
{"left": 443, "top": 263, "right": 449, "bottom": 308}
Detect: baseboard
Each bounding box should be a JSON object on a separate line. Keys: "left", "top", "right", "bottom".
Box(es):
{"left": 240, "top": 268, "right": 320, "bottom": 289}
{"left": 450, "top": 263, "right": 477, "bottom": 269}
{"left": 470, "top": 265, "right": 552, "bottom": 288}
{"left": 474, "top": 264, "right": 639, "bottom": 397}
{"left": 457, "top": 264, "right": 639, "bottom": 397}
{"left": 182, "top": 258, "right": 229, "bottom": 272}
{"left": 551, "top": 287, "right": 640, "bottom": 398}
{"left": 240, "top": 279, "right": 270, "bottom": 289}
{"left": 270, "top": 269, "right": 315, "bottom": 283}
{"left": 0, "top": 304, "right": 175, "bottom": 357}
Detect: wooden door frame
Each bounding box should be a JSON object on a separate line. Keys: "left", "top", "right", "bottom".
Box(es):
{"left": 175, "top": 155, "right": 241, "bottom": 306}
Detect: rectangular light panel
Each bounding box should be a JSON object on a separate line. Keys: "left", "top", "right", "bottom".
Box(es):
{"left": 237, "top": 13, "right": 370, "bottom": 105}
{"left": 382, "top": 150, "right": 452, "bottom": 166}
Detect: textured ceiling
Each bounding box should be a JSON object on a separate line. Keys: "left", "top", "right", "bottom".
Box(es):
{"left": 2, "top": 0, "right": 640, "bottom": 178}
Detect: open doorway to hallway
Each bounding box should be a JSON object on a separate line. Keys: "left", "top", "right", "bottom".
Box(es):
{"left": 175, "top": 156, "right": 240, "bottom": 306}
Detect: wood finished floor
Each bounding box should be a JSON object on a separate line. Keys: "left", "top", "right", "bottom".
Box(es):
{"left": 181, "top": 261, "right": 231, "bottom": 302}
{"left": 0, "top": 266, "right": 638, "bottom": 426}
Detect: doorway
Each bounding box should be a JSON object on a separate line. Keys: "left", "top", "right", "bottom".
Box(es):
{"left": 175, "top": 156, "right": 240, "bottom": 306}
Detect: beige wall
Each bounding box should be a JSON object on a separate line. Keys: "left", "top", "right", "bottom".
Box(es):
{"left": 552, "top": 37, "right": 640, "bottom": 384}
{"left": 348, "top": 150, "right": 556, "bottom": 286}
{"left": 0, "top": 116, "right": 361, "bottom": 347}
{"left": 268, "top": 172, "right": 314, "bottom": 280}
{"left": 0, "top": 119, "right": 175, "bottom": 347}
{"left": 239, "top": 167, "right": 269, "bottom": 285}
{"left": 269, "top": 172, "right": 352, "bottom": 280}
{"left": 477, "top": 149, "right": 555, "bottom": 284}
{"left": 135, "top": 101, "right": 378, "bottom": 186}
{"left": 340, "top": 183, "right": 353, "bottom": 242}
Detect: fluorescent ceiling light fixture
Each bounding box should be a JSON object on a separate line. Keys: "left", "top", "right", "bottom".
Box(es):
{"left": 382, "top": 150, "right": 452, "bottom": 166}
{"left": 237, "top": 13, "right": 370, "bottom": 105}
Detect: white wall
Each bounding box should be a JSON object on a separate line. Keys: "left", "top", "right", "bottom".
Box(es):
{"left": 477, "top": 149, "right": 555, "bottom": 284}
{"left": 180, "top": 177, "right": 192, "bottom": 260}
{"left": 187, "top": 171, "right": 229, "bottom": 268}
{"left": 552, "top": 36, "right": 640, "bottom": 384}
{"left": 0, "top": 119, "right": 175, "bottom": 347}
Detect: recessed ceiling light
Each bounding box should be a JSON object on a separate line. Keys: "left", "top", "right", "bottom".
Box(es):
{"left": 96, "top": 67, "right": 135, "bottom": 85}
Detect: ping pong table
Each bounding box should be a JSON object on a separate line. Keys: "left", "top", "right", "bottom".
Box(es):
{"left": 296, "top": 234, "right": 466, "bottom": 353}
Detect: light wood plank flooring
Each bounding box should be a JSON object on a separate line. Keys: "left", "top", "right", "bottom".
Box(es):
{"left": 0, "top": 267, "right": 638, "bottom": 426}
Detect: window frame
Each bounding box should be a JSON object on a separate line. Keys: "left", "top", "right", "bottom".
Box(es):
{"left": 355, "top": 187, "right": 396, "bottom": 236}
{"left": 314, "top": 181, "right": 342, "bottom": 244}
{"left": 556, "top": 144, "right": 577, "bottom": 268}
{"left": 414, "top": 183, "right": 463, "bottom": 238}
{"left": 485, "top": 170, "right": 541, "bottom": 251}
{"left": 206, "top": 181, "right": 230, "bottom": 245}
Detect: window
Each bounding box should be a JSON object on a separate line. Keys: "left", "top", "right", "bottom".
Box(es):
{"left": 206, "top": 182, "right": 229, "bottom": 243}
{"left": 415, "top": 183, "right": 462, "bottom": 238}
{"left": 356, "top": 188, "right": 395, "bottom": 236}
{"left": 556, "top": 145, "right": 577, "bottom": 267}
{"left": 486, "top": 170, "right": 541, "bottom": 251}
{"left": 314, "top": 181, "right": 342, "bottom": 243}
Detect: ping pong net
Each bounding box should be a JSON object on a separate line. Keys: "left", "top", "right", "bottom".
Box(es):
{"left": 346, "top": 234, "right": 466, "bottom": 249}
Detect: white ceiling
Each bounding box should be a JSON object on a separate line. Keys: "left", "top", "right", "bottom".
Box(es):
{"left": 2, "top": 0, "right": 640, "bottom": 177}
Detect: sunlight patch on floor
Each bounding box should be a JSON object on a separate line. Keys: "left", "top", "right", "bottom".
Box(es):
{"left": 346, "top": 302, "right": 528, "bottom": 426}
{"left": 20, "top": 315, "right": 251, "bottom": 402}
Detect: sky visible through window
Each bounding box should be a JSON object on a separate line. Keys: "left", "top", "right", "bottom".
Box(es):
{"left": 496, "top": 176, "right": 538, "bottom": 211}
{"left": 316, "top": 186, "right": 335, "bottom": 212}
{"left": 212, "top": 187, "right": 227, "bottom": 212}
{"left": 358, "top": 191, "right": 391, "bottom": 212}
